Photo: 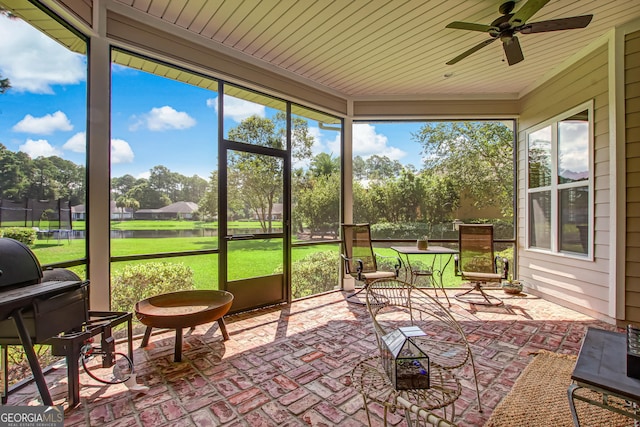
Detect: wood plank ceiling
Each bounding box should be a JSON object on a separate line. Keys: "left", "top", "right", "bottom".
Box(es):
{"left": 113, "top": 0, "right": 640, "bottom": 99}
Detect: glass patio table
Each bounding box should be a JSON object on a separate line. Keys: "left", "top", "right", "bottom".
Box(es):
{"left": 390, "top": 246, "right": 458, "bottom": 306}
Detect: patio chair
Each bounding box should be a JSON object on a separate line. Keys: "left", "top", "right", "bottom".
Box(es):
{"left": 365, "top": 278, "right": 482, "bottom": 414}
{"left": 341, "top": 223, "right": 401, "bottom": 304}
{"left": 454, "top": 224, "right": 508, "bottom": 306}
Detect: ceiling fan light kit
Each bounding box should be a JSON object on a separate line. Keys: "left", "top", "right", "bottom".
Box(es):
{"left": 445, "top": 0, "right": 593, "bottom": 66}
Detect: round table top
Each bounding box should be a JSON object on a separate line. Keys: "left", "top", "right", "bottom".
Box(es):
{"left": 135, "top": 289, "right": 233, "bottom": 329}
{"left": 351, "top": 356, "right": 461, "bottom": 412}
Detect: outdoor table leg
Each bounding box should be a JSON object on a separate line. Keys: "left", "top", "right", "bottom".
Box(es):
{"left": 174, "top": 328, "right": 183, "bottom": 362}
{"left": 567, "top": 383, "right": 582, "bottom": 427}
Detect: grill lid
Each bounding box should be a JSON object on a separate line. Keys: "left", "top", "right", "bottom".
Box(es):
{"left": 0, "top": 238, "right": 43, "bottom": 289}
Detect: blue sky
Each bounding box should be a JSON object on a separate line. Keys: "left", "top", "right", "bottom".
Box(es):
{"left": 0, "top": 14, "right": 427, "bottom": 180}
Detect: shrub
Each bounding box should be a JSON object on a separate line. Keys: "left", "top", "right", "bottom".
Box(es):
{"left": 276, "top": 251, "right": 340, "bottom": 299}
{"left": 111, "top": 262, "right": 195, "bottom": 312}
{"left": 6, "top": 345, "right": 56, "bottom": 387}
{"left": 457, "top": 219, "right": 514, "bottom": 240}
{"left": 462, "top": 257, "right": 493, "bottom": 273}
{"left": 2, "top": 227, "right": 37, "bottom": 246}
{"left": 371, "top": 222, "right": 430, "bottom": 239}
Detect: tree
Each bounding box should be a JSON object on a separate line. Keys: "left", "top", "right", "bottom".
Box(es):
{"left": 353, "top": 156, "right": 367, "bottom": 180}
{"left": 28, "top": 157, "right": 58, "bottom": 200}
{"left": 111, "top": 174, "right": 138, "bottom": 198}
{"left": 149, "top": 165, "right": 179, "bottom": 200}
{"left": 126, "top": 181, "right": 169, "bottom": 209}
{"left": 379, "top": 169, "right": 426, "bottom": 223}
{"left": 115, "top": 195, "right": 139, "bottom": 220}
{"left": 365, "top": 155, "right": 403, "bottom": 180}
{"left": 0, "top": 9, "right": 12, "bottom": 94}
{"left": 179, "top": 175, "right": 208, "bottom": 203}
{"left": 0, "top": 140, "right": 87, "bottom": 205}
{"left": 226, "top": 113, "right": 314, "bottom": 232}
{"left": 419, "top": 172, "right": 459, "bottom": 225}
{"left": 47, "top": 156, "right": 85, "bottom": 205}
{"left": 228, "top": 150, "right": 282, "bottom": 232}
{"left": 309, "top": 152, "right": 339, "bottom": 177}
{"left": 0, "top": 76, "right": 9, "bottom": 94}
{"left": 198, "top": 171, "right": 218, "bottom": 221}
{"left": 353, "top": 180, "right": 382, "bottom": 224}
{"left": 412, "top": 121, "right": 514, "bottom": 217}
{"left": 0, "top": 143, "right": 30, "bottom": 199}
{"left": 296, "top": 173, "right": 340, "bottom": 236}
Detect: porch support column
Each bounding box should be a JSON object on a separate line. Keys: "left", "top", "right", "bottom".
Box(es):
{"left": 343, "top": 117, "right": 353, "bottom": 224}
{"left": 342, "top": 102, "right": 355, "bottom": 291}
{"left": 609, "top": 26, "right": 625, "bottom": 320}
{"left": 87, "top": 1, "right": 111, "bottom": 310}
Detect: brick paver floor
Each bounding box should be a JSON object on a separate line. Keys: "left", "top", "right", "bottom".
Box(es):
{"left": 5, "top": 289, "right": 618, "bottom": 426}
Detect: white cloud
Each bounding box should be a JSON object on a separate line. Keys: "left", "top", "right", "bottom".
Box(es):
{"left": 558, "top": 121, "right": 589, "bottom": 172}
{"left": 63, "top": 132, "right": 86, "bottom": 153}
{"left": 0, "top": 15, "right": 85, "bottom": 94}
{"left": 326, "top": 131, "right": 342, "bottom": 156}
{"left": 129, "top": 106, "right": 196, "bottom": 131}
{"left": 19, "top": 138, "right": 62, "bottom": 158}
{"left": 210, "top": 96, "right": 266, "bottom": 122}
{"left": 111, "top": 139, "right": 134, "bottom": 164}
{"left": 351, "top": 123, "right": 406, "bottom": 160}
{"left": 137, "top": 171, "right": 151, "bottom": 180}
{"left": 12, "top": 111, "right": 73, "bottom": 135}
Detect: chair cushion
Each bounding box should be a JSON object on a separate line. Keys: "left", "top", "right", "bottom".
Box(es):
{"left": 362, "top": 271, "right": 396, "bottom": 281}
{"left": 461, "top": 271, "right": 503, "bottom": 281}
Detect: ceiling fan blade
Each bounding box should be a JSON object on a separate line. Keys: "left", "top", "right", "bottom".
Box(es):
{"left": 446, "top": 38, "right": 498, "bottom": 65}
{"left": 503, "top": 36, "right": 524, "bottom": 66}
{"left": 520, "top": 15, "right": 593, "bottom": 33}
{"left": 510, "top": 0, "right": 551, "bottom": 26}
{"left": 446, "top": 21, "right": 493, "bottom": 32}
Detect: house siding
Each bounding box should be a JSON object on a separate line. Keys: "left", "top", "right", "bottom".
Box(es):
{"left": 627, "top": 30, "right": 640, "bottom": 322}
{"left": 517, "top": 45, "right": 611, "bottom": 319}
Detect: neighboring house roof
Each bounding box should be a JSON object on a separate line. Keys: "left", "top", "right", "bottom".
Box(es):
{"left": 158, "top": 201, "right": 198, "bottom": 214}
{"left": 253, "top": 203, "right": 284, "bottom": 216}
{"left": 137, "top": 201, "right": 199, "bottom": 214}
{"left": 270, "top": 203, "right": 283, "bottom": 215}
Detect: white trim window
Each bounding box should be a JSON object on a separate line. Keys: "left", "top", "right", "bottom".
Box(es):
{"left": 526, "top": 101, "right": 593, "bottom": 259}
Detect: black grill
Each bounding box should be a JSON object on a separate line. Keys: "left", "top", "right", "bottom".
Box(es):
{"left": 0, "top": 238, "right": 88, "bottom": 343}
{"left": 0, "top": 237, "right": 88, "bottom": 405}
{"left": 0, "top": 238, "right": 43, "bottom": 289}
{"left": 0, "top": 237, "right": 134, "bottom": 407}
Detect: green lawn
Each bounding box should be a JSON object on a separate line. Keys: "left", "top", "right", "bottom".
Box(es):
{"left": 1, "top": 219, "right": 279, "bottom": 231}
{"left": 31, "top": 237, "right": 504, "bottom": 290}
{"left": 32, "top": 235, "right": 339, "bottom": 290}
{"left": 25, "top": 219, "right": 509, "bottom": 292}
{"left": 110, "top": 219, "right": 280, "bottom": 231}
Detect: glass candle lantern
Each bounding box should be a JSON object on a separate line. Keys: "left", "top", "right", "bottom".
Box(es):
{"left": 381, "top": 326, "right": 430, "bottom": 390}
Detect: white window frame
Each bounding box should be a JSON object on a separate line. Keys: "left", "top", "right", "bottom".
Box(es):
{"left": 525, "top": 100, "right": 594, "bottom": 260}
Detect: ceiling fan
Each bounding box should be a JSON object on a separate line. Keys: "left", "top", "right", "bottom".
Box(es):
{"left": 445, "top": 0, "right": 593, "bottom": 66}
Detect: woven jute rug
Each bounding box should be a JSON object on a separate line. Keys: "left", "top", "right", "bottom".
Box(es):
{"left": 484, "top": 350, "right": 635, "bottom": 427}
